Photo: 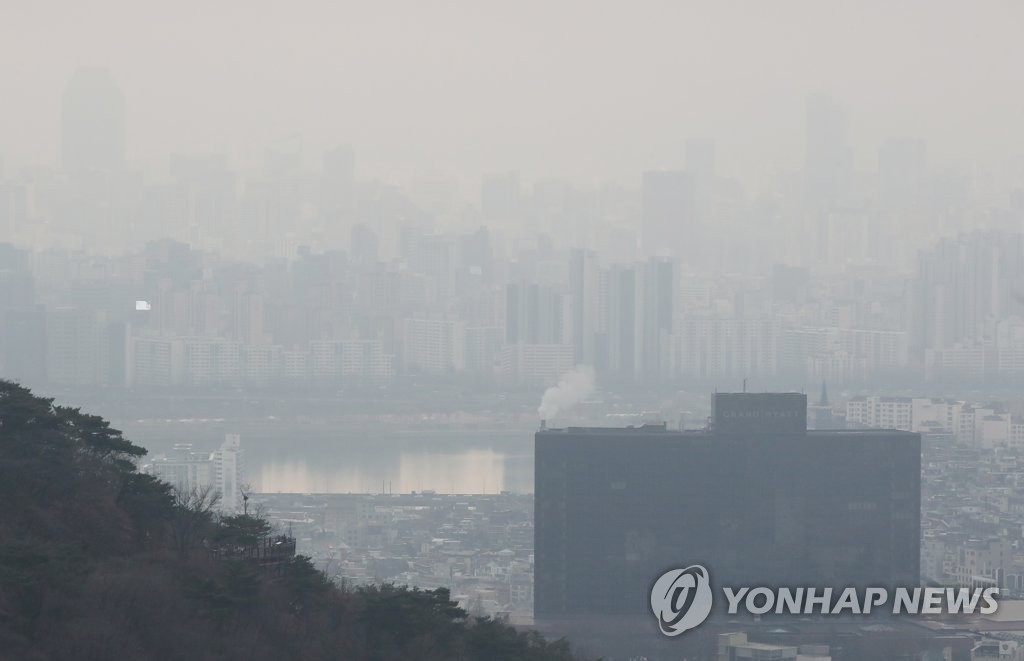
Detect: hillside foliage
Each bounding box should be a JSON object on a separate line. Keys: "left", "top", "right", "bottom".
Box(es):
{"left": 0, "top": 381, "right": 581, "bottom": 661}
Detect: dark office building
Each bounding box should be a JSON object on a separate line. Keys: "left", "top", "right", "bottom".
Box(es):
{"left": 534, "top": 393, "right": 920, "bottom": 654}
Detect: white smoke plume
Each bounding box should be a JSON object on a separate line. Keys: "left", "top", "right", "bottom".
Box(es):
{"left": 538, "top": 365, "right": 596, "bottom": 420}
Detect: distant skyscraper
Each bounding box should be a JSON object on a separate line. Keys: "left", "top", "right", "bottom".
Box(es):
{"left": 606, "top": 264, "right": 641, "bottom": 380}
{"left": 804, "top": 93, "right": 852, "bottom": 210}
{"left": 641, "top": 170, "right": 694, "bottom": 257}
{"left": 45, "top": 307, "right": 111, "bottom": 387}
{"left": 0, "top": 259, "right": 45, "bottom": 386}
{"left": 61, "top": 67, "right": 126, "bottom": 173}
{"left": 910, "top": 231, "right": 1024, "bottom": 354}
{"left": 878, "top": 137, "right": 927, "bottom": 210}
{"left": 569, "top": 250, "right": 600, "bottom": 365}
{"left": 641, "top": 256, "right": 676, "bottom": 380}
{"left": 504, "top": 282, "right": 569, "bottom": 346}
{"left": 214, "top": 434, "right": 244, "bottom": 513}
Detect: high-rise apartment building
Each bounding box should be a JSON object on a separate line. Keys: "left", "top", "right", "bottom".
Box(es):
{"left": 143, "top": 434, "right": 245, "bottom": 513}
{"left": 45, "top": 307, "right": 111, "bottom": 387}
{"left": 910, "top": 231, "right": 1024, "bottom": 356}
{"left": 641, "top": 257, "right": 676, "bottom": 381}
{"left": 605, "top": 264, "right": 642, "bottom": 380}
{"left": 504, "top": 282, "right": 570, "bottom": 346}
{"left": 569, "top": 250, "right": 600, "bottom": 366}
{"left": 402, "top": 318, "right": 466, "bottom": 373}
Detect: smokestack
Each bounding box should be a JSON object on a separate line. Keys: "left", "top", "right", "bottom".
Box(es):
{"left": 540, "top": 419, "right": 547, "bottom": 430}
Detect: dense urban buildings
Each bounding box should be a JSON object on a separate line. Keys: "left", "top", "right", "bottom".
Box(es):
{"left": 5, "top": 73, "right": 1024, "bottom": 393}
{"left": 7, "top": 4, "right": 1024, "bottom": 660}
{"left": 8, "top": 227, "right": 1024, "bottom": 392}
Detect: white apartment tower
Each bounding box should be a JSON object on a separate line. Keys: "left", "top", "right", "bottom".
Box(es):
{"left": 144, "top": 434, "right": 245, "bottom": 513}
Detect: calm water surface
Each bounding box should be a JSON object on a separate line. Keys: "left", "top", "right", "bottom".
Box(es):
{"left": 115, "top": 418, "right": 535, "bottom": 494}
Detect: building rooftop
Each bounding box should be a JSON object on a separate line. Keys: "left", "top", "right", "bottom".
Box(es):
{"left": 537, "top": 424, "right": 918, "bottom": 437}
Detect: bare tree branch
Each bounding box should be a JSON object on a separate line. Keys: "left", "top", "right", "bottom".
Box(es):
{"left": 170, "top": 483, "right": 221, "bottom": 558}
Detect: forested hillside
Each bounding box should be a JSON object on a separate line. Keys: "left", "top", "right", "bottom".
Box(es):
{"left": 0, "top": 381, "right": 581, "bottom": 661}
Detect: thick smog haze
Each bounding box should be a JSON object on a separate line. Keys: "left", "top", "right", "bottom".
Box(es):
{"left": 4, "top": 0, "right": 1023, "bottom": 185}
{"left": 7, "top": 3, "right": 1024, "bottom": 659}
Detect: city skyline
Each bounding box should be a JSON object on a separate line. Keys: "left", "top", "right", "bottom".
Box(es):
{"left": 6, "top": 4, "right": 1024, "bottom": 659}
{"left": 4, "top": 1, "right": 1024, "bottom": 187}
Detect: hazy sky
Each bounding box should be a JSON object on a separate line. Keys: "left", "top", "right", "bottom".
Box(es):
{"left": 4, "top": 0, "right": 1023, "bottom": 186}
